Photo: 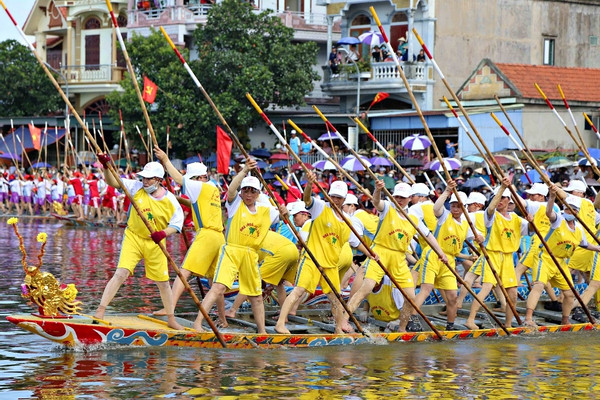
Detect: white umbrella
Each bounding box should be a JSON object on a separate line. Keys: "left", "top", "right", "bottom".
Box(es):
{"left": 358, "top": 31, "right": 385, "bottom": 46}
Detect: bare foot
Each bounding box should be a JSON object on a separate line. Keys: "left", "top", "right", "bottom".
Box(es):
{"left": 523, "top": 319, "right": 538, "bottom": 328}
{"left": 217, "top": 319, "right": 229, "bottom": 329}
{"left": 274, "top": 324, "right": 290, "bottom": 334}
{"left": 152, "top": 309, "right": 167, "bottom": 316}
{"left": 341, "top": 320, "right": 354, "bottom": 333}
{"left": 224, "top": 309, "right": 237, "bottom": 319}
{"left": 464, "top": 321, "right": 479, "bottom": 330}
{"left": 94, "top": 305, "right": 106, "bottom": 320}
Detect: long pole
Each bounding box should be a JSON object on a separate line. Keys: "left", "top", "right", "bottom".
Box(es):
{"left": 158, "top": 27, "right": 368, "bottom": 337}
{"left": 1, "top": 0, "right": 227, "bottom": 347}
{"left": 370, "top": 8, "right": 518, "bottom": 329}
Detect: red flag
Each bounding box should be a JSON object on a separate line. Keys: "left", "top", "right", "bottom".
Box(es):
{"left": 142, "top": 76, "right": 158, "bottom": 103}
{"left": 217, "top": 126, "right": 232, "bottom": 175}
{"left": 28, "top": 123, "right": 41, "bottom": 150}
{"left": 369, "top": 92, "right": 390, "bottom": 108}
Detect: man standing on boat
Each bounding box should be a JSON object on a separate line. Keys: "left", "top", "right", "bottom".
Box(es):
{"left": 342, "top": 180, "right": 446, "bottom": 332}
{"left": 192, "top": 158, "right": 282, "bottom": 333}
{"left": 93, "top": 158, "right": 184, "bottom": 330}
{"left": 153, "top": 145, "right": 226, "bottom": 323}
{"left": 464, "top": 177, "right": 529, "bottom": 330}
{"left": 524, "top": 184, "right": 600, "bottom": 326}
{"left": 275, "top": 173, "right": 373, "bottom": 334}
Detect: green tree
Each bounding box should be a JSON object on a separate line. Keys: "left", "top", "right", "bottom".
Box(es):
{"left": 0, "top": 40, "right": 62, "bottom": 117}
{"left": 107, "top": 0, "right": 319, "bottom": 156}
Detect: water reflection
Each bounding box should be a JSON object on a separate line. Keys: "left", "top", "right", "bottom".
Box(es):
{"left": 1, "top": 217, "right": 600, "bottom": 398}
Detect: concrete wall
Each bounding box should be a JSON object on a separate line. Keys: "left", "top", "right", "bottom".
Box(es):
{"left": 433, "top": 0, "right": 600, "bottom": 107}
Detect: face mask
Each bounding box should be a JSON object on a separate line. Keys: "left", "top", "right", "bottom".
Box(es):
{"left": 563, "top": 213, "right": 576, "bottom": 222}
{"left": 144, "top": 183, "right": 159, "bottom": 194}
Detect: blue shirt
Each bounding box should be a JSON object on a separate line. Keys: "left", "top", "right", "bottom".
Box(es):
{"left": 446, "top": 143, "right": 456, "bottom": 158}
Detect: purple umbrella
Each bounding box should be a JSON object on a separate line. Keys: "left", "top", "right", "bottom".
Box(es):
{"left": 341, "top": 156, "right": 371, "bottom": 171}
{"left": 402, "top": 134, "right": 432, "bottom": 151}
{"left": 0, "top": 153, "right": 21, "bottom": 161}
{"left": 318, "top": 132, "right": 340, "bottom": 141}
{"left": 337, "top": 36, "right": 360, "bottom": 45}
{"left": 427, "top": 157, "right": 461, "bottom": 171}
{"left": 341, "top": 154, "right": 370, "bottom": 165}
{"left": 369, "top": 156, "right": 393, "bottom": 167}
{"left": 358, "top": 31, "right": 385, "bottom": 46}
{"left": 312, "top": 159, "right": 336, "bottom": 170}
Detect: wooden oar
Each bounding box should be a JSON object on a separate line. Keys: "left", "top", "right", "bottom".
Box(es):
{"left": 246, "top": 95, "right": 370, "bottom": 337}
{"left": 369, "top": 9, "right": 518, "bottom": 331}
{"left": 1, "top": 0, "right": 227, "bottom": 348}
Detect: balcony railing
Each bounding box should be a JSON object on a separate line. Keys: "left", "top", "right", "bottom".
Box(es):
{"left": 325, "top": 61, "right": 431, "bottom": 84}
{"left": 61, "top": 64, "right": 122, "bottom": 83}
{"left": 130, "top": 4, "right": 329, "bottom": 27}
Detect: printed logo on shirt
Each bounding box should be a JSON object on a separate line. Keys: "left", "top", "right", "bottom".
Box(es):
{"left": 240, "top": 222, "right": 260, "bottom": 238}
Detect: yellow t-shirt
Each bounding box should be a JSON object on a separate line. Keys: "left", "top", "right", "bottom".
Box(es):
{"left": 579, "top": 198, "right": 596, "bottom": 242}
{"left": 366, "top": 276, "right": 403, "bottom": 322}
{"left": 225, "top": 195, "right": 272, "bottom": 251}
{"left": 484, "top": 211, "right": 525, "bottom": 253}
{"left": 124, "top": 180, "right": 183, "bottom": 237}
{"left": 409, "top": 201, "right": 437, "bottom": 250}
{"left": 354, "top": 209, "right": 379, "bottom": 245}
{"left": 542, "top": 216, "right": 585, "bottom": 259}
{"left": 374, "top": 201, "right": 418, "bottom": 252}
{"left": 183, "top": 177, "right": 223, "bottom": 233}
{"left": 435, "top": 209, "right": 470, "bottom": 257}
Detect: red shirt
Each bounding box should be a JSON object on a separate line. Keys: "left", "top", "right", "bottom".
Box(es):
{"left": 88, "top": 179, "right": 99, "bottom": 198}
{"left": 70, "top": 178, "right": 83, "bottom": 196}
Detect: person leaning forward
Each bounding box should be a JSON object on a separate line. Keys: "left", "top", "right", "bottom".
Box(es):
{"left": 94, "top": 155, "right": 184, "bottom": 330}
{"left": 192, "top": 158, "right": 283, "bottom": 333}
{"left": 152, "top": 145, "right": 226, "bottom": 324}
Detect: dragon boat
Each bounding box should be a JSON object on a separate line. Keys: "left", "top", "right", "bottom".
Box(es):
{"left": 6, "top": 217, "right": 599, "bottom": 349}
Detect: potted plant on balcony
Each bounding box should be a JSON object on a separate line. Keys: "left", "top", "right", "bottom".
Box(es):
{"left": 340, "top": 59, "right": 371, "bottom": 79}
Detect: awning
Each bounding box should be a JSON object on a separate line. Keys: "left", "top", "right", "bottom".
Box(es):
{"left": 0, "top": 126, "right": 67, "bottom": 155}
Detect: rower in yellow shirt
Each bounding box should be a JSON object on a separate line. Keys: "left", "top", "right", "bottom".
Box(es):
{"left": 192, "top": 159, "right": 282, "bottom": 333}
{"left": 464, "top": 177, "right": 529, "bottom": 330}
{"left": 524, "top": 184, "right": 600, "bottom": 326}
{"left": 274, "top": 172, "right": 373, "bottom": 334}
{"left": 343, "top": 179, "right": 447, "bottom": 332}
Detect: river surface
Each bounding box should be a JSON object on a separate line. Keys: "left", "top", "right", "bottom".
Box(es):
{"left": 1, "top": 216, "right": 599, "bottom": 399}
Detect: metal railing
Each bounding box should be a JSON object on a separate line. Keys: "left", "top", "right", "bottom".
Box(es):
{"left": 325, "top": 61, "right": 431, "bottom": 84}
{"left": 60, "top": 64, "right": 114, "bottom": 83}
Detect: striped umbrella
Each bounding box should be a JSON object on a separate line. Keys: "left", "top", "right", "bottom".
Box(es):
{"left": 340, "top": 155, "right": 372, "bottom": 171}
{"left": 369, "top": 156, "right": 393, "bottom": 167}
{"left": 578, "top": 157, "right": 598, "bottom": 166}
{"left": 358, "top": 31, "right": 385, "bottom": 46}
{"left": 402, "top": 134, "right": 432, "bottom": 151}
{"left": 427, "top": 157, "right": 462, "bottom": 171}
{"left": 312, "top": 159, "right": 337, "bottom": 170}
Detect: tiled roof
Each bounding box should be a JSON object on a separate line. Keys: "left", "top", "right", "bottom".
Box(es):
{"left": 495, "top": 62, "right": 600, "bottom": 103}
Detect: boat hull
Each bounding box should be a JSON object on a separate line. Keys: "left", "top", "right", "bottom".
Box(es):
{"left": 6, "top": 314, "right": 598, "bottom": 349}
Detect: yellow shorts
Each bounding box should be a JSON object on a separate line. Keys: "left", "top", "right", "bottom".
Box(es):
{"left": 295, "top": 256, "right": 340, "bottom": 295}
{"left": 470, "top": 250, "right": 517, "bottom": 288}
{"left": 533, "top": 253, "right": 573, "bottom": 291}
{"left": 519, "top": 237, "right": 539, "bottom": 269}
{"left": 568, "top": 246, "right": 594, "bottom": 273}
{"left": 364, "top": 244, "right": 414, "bottom": 288}
{"left": 589, "top": 252, "right": 600, "bottom": 282}
{"left": 337, "top": 242, "right": 354, "bottom": 281}
{"left": 213, "top": 244, "right": 261, "bottom": 296}
{"left": 181, "top": 228, "right": 225, "bottom": 278}
{"left": 118, "top": 230, "right": 169, "bottom": 282}
{"left": 414, "top": 248, "right": 458, "bottom": 290}
{"left": 259, "top": 239, "right": 299, "bottom": 286}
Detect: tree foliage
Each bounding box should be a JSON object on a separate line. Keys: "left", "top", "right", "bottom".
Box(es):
{"left": 107, "top": 0, "right": 319, "bottom": 156}
{"left": 0, "top": 40, "right": 63, "bottom": 117}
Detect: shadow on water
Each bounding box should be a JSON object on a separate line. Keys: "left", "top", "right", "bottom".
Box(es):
{"left": 2, "top": 217, "right": 600, "bottom": 398}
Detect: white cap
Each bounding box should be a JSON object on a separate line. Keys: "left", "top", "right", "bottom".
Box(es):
{"left": 183, "top": 162, "right": 208, "bottom": 179}
{"left": 411, "top": 183, "right": 429, "bottom": 197}
{"left": 525, "top": 183, "right": 549, "bottom": 197}
{"left": 343, "top": 193, "right": 359, "bottom": 206}
{"left": 241, "top": 176, "right": 261, "bottom": 191}
{"left": 466, "top": 192, "right": 487, "bottom": 205}
{"left": 137, "top": 162, "right": 165, "bottom": 179}
{"left": 565, "top": 180, "right": 586, "bottom": 193}
{"left": 289, "top": 202, "right": 309, "bottom": 216}
{"left": 494, "top": 186, "right": 512, "bottom": 198}
{"left": 449, "top": 191, "right": 467, "bottom": 203}
{"left": 566, "top": 195, "right": 582, "bottom": 209}
{"left": 328, "top": 181, "right": 348, "bottom": 198}
{"left": 291, "top": 129, "right": 297, "bottom": 135}
{"left": 392, "top": 182, "right": 412, "bottom": 198}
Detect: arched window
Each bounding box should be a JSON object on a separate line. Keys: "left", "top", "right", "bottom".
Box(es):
{"left": 349, "top": 14, "right": 371, "bottom": 60}
{"left": 84, "top": 16, "right": 101, "bottom": 30}
{"left": 84, "top": 98, "right": 110, "bottom": 116}
{"left": 391, "top": 12, "right": 408, "bottom": 51}
{"left": 117, "top": 14, "right": 127, "bottom": 28}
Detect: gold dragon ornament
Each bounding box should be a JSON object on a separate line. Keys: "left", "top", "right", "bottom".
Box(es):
{"left": 7, "top": 218, "right": 81, "bottom": 316}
